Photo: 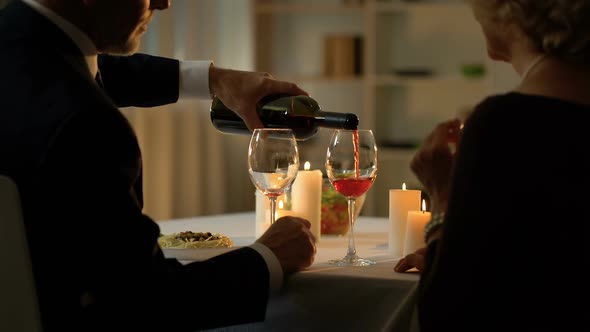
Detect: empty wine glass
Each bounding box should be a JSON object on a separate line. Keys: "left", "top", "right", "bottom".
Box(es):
{"left": 249, "top": 129, "right": 299, "bottom": 225}
{"left": 326, "top": 129, "right": 378, "bottom": 266}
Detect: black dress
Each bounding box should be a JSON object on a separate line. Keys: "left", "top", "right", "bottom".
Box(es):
{"left": 418, "top": 92, "right": 590, "bottom": 331}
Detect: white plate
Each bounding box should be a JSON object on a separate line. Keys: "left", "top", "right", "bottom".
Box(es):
{"left": 163, "top": 247, "right": 240, "bottom": 261}
{"left": 161, "top": 236, "right": 253, "bottom": 261}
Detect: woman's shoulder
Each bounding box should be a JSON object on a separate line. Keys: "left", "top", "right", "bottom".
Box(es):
{"left": 470, "top": 91, "right": 590, "bottom": 124}
{"left": 465, "top": 93, "right": 524, "bottom": 128}
{"left": 476, "top": 91, "right": 590, "bottom": 111}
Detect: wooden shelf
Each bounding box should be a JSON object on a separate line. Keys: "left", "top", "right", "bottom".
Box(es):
{"left": 254, "top": 1, "right": 465, "bottom": 14}
{"left": 255, "top": 3, "right": 364, "bottom": 14}
{"left": 379, "top": 146, "right": 418, "bottom": 160}
{"left": 252, "top": 0, "right": 489, "bottom": 217}
{"left": 375, "top": 74, "right": 490, "bottom": 86}
{"left": 375, "top": 1, "right": 467, "bottom": 13}
{"left": 281, "top": 75, "right": 365, "bottom": 83}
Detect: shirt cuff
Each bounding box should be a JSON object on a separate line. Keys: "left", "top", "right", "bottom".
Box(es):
{"left": 248, "top": 242, "right": 283, "bottom": 293}
{"left": 179, "top": 60, "right": 213, "bottom": 100}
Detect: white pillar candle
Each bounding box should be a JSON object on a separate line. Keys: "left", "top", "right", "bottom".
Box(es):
{"left": 255, "top": 191, "right": 271, "bottom": 238}
{"left": 403, "top": 199, "right": 431, "bottom": 256}
{"left": 291, "top": 161, "right": 322, "bottom": 241}
{"left": 389, "top": 183, "right": 421, "bottom": 258}
{"left": 275, "top": 199, "right": 294, "bottom": 220}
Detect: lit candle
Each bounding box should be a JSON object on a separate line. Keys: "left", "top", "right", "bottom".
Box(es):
{"left": 291, "top": 161, "right": 322, "bottom": 241}
{"left": 403, "top": 199, "right": 432, "bottom": 256}
{"left": 275, "top": 199, "right": 293, "bottom": 220}
{"left": 255, "top": 191, "right": 270, "bottom": 238}
{"left": 389, "top": 183, "right": 421, "bottom": 258}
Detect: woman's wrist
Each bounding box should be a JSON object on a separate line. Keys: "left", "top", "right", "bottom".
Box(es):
{"left": 424, "top": 211, "right": 445, "bottom": 244}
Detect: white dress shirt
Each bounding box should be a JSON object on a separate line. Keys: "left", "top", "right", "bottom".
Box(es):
{"left": 21, "top": 0, "right": 283, "bottom": 292}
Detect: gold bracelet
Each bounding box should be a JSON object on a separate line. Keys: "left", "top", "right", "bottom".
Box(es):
{"left": 424, "top": 212, "right": 445, "bottom": 242}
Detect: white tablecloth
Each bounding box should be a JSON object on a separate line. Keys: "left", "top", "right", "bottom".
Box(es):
{"left": 157, "top": 212, "right": 419, "bottom": 332}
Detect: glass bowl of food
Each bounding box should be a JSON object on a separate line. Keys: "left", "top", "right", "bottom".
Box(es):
{"left": 321, "top": 178, "right": 365, "bottom": 236}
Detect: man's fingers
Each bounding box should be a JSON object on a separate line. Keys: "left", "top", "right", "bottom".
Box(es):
{"left": 297, "top": 217, "right": 312, "bottom": 228}
{"left": 240, "top": 106, "right": 264, "bottom": 131}
{"left": 292, "top": 85, "right": 309, "bottom": 96}
{"left": 271, "top": 80, "right": 309, "bottom": 97}
{"left": 276, "top": 216, "right": 312, "bottom": 230}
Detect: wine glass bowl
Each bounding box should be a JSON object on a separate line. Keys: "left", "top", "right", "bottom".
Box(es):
{"left": 325, "top": 129, "right": 378, "bottom": 266}
{"left": 249, "top": 129, "right": 299, "bottom": 224}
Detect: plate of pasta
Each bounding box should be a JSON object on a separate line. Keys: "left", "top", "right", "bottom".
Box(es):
{"left": 158, "top": 231, "right": 240, "bottom": 261}
{"left": 158, "top": 231, "right": 234, "bottom": 249}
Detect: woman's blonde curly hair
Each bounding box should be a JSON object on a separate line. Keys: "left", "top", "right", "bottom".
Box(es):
{"left": 469, "top": 0, "right": 590, "bottom": 62}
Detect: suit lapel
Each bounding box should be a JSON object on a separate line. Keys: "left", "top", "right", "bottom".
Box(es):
{"left": 5, "top": 0, "right": 99, "bottom": 90}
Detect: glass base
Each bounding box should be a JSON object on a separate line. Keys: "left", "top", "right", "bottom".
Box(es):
{"left": 328, "top": 254, "right": 376, "bottom": 267}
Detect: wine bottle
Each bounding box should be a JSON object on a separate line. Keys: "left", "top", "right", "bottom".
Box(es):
{"left": 210, "top": 95, "right": 359, "bottom": 140}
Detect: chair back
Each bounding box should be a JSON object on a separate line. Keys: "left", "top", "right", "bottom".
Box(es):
{"left": 0, "top": 175, "right": 42, "bottom": 331}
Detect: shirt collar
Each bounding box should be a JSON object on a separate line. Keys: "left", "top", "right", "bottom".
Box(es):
{"left": 21, "top": 0, "right": 98, "bottom": 78}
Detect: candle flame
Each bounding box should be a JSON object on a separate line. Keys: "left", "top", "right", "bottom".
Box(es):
{"left": 278, "top": 200, "right": 284, "bottom": 209}
{"left": 421, "top": 199, "right": 426, "bottom": 212}
{"left": 304, "top": 161, "right": 311, "bottom": 171}
{"left": 402, "top": 182, "right": 407, "bottom": 190}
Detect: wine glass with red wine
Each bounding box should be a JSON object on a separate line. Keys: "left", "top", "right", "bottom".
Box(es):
{"left": 325, "top": 129, "right": 378, "bottom": 266}
{"left": 249, "top": 128, "right": 300, "bottom": 225}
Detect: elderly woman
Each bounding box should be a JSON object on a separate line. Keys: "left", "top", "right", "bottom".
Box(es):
{"left": 394, "top": 1, "right": 590, "bottom": 331}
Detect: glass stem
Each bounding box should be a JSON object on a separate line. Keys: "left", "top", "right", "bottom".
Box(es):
{"left": 346, "top": 197, "right": 357, "bottom": 257}
{"left": 269, "top": 195, "right": 277, "bottom": 225}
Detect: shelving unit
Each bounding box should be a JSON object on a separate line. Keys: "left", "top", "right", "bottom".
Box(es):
{"left": 255, "top": 3, "right": 364, "bottom": 13}
{"left": 375, "top": 74, "right": 489, "bottom": 86}
{"left": 374, "top": 1, "right": 468, "bottom": 12}
{"left": 252, "top": 0, "right": 492, "bottom": 216}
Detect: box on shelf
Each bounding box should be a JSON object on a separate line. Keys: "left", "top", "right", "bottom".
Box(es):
{"left": 324, "top": 35, "right": 363, "bottom": 77}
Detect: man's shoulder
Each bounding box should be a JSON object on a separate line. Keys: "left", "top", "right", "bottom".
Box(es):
{"left": 2, "top": 53, "right": 104, "bottom": 113}
{"left": 0, "top": 45, "right": 123, "bottom": 152}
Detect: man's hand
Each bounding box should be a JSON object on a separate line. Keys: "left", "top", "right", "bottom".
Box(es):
{"left": 209, "top": 65, "right": 309, "bottom": 131}
{"left": 256, "top": 216, "right": 316, "bottom": 274}
{"left": 394, "top": 247, "right": 426, "bottom": 273}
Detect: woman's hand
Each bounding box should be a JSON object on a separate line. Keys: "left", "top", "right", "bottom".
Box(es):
{"left": 394, "top": 247, "right": 426, "bottom": 272}
{"left": 410, "top": 119, "right": 462, "bottom": 212}
{"left": 209, "top": 65, "right": 308, "bottom": 131}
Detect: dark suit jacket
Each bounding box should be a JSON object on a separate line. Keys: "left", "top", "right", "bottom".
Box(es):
{"left": 417, "top": 93, "right": 590, "bottom": 332}
{"left": 0, "top": 1, "right": 270, "bottom": 331}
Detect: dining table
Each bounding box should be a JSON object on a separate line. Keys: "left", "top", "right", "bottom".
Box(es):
{"left": 157, "top": 212, "right": 419, "bottom": 332}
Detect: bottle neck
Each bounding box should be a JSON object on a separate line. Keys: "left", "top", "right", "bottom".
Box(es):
{"left": 314, "top": 111, "right": 359, "bottom": 130}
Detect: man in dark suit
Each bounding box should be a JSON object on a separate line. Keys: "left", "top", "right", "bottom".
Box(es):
{"left": 0, "top": 0, "right": 316, "bottom": 331}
